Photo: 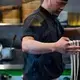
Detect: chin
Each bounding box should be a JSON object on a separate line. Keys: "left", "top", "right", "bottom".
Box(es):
{"left": 53, "top": 11, "right": 60, "bottom": 16}
{"left": 55, "top": 10, "right": 62, "bottom": 15}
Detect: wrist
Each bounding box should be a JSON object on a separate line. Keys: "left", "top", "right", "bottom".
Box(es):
{"left": 51, "top": 43, "right": 57, "bottom": 52}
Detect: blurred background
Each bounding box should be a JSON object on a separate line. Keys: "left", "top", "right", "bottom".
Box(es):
{"left": 0, "top": 0, "right": 80, "bottom": 80}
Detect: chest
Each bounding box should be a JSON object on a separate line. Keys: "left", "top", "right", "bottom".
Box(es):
{"left": 40, "top": 19, "right": 63, "bottom": 42}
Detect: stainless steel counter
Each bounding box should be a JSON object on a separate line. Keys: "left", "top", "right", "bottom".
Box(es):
{"left": 0, "top": 64, "right": 23, "bottom": 69}
{"left": 0, "top": 23, "right": 23, "bottom": 26}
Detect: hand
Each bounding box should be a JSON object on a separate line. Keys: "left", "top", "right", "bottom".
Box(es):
{"left": 66, "top": 40, "right": 80, "bottom": 54}
{"left": 55, "top": 37, "right": 80, "bottom": 54}
{"left": 55, "top": 37, "right": 70, "bottom": 54}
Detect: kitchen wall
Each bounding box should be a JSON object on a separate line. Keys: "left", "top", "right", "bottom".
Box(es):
{"left": 0, "top": 0, "right": 22, "bottom": 6}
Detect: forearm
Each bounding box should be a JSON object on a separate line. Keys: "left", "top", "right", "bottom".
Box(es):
{"left": 22, "top": 39, "right": 56, "bottom": 54}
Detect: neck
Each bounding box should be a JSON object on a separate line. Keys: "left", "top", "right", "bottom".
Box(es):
{"left": 41, "top": 1, "right": 53, "bottom": 15}
{"left": 41, "top": 1, "right": 59, "bottom": 16}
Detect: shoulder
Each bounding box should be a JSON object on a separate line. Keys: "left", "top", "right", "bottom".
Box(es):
{"left": 24, "top": 10, "right": 45, "bottom": 27}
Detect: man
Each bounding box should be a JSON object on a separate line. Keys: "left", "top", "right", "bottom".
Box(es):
{"left": 21, "top": 0, "right": 80, "bottom": 80}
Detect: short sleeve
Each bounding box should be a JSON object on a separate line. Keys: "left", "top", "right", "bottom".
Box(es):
{"left": 22, "top": 14, "right": 45, "bottom": 40}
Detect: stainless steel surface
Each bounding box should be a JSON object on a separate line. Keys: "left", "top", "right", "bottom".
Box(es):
{"left": 0, "top": 23, "right": 23, "bottom": 25}
{"left": 0, "top": 64, "right": 23, "bottom": 69}
{"left": 65, "top": 64, "right": 71, "bottom": 69}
